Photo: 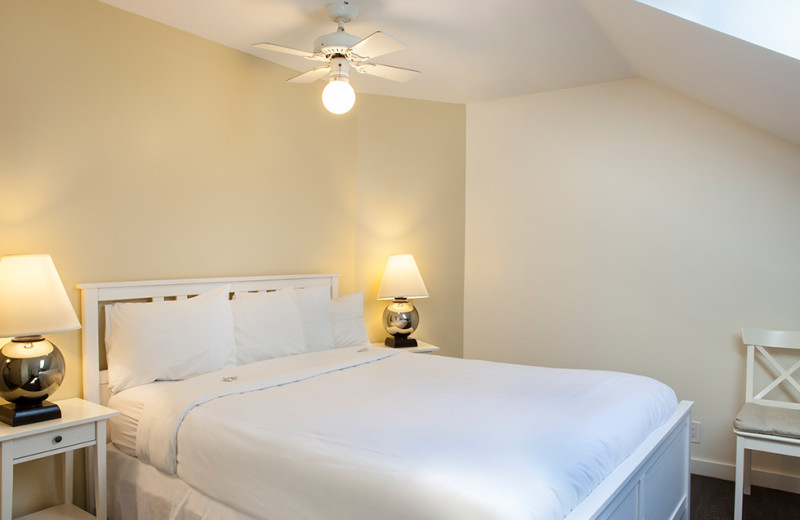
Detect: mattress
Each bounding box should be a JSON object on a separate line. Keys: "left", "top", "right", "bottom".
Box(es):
{"left": 109, "top": 381, "right": 176, "bottom": 457}
{"left": 108, "top": 347, "right": 677, "bottom": 520}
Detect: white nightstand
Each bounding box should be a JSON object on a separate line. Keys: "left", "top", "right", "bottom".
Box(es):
{"left": 0, "top": 398, "right": 118, "bottom": 520}
{"left": 372, "top": 341, "right": 440, "bottom": 354}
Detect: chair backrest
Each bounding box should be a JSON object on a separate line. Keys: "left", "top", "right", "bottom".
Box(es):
{"left": 742, "top": 327, "right": 800, "bottom": 410}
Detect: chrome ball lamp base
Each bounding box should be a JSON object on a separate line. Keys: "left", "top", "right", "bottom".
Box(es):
{"left": 382, "top": 298, "right": 420, "bottom": 348}
{"left": 0, "top": 336, "right": 65, "bottom": 426}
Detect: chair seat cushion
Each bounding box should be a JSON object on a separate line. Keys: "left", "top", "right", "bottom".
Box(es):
{"left": 734, "top": 403, "right": 800, "bottom": 439}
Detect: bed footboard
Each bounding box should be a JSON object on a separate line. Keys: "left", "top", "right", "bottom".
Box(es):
{"left": 567, "top": 400, "right": 693, "bottom": 520}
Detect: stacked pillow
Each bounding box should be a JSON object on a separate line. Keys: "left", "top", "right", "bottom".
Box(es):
{"left": 229, "top": 288, "right": 308, "bottom": 365}
{"left": 105, "top": 285, "right": 237, "bottom": 395}
{"left": 104, "top": 284, "right": 370, "bottom": 394}
{"left": 331, "top": 293, "right": 371, "bottom": 349}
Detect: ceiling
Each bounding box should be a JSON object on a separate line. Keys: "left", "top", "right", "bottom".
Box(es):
{"left": 99, "top": 0, "right": 800, "bottom": 146}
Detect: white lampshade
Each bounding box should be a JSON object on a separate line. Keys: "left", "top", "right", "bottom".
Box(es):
{"left": 0, "top": 254, "right": 81, "bottom": 338}
{"left": 377, "top": 254, "right": 429, "bottom": 300}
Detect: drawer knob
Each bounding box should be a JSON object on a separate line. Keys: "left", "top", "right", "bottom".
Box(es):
{"left": 53, "top": 435, "right": 63, "bottom": 444}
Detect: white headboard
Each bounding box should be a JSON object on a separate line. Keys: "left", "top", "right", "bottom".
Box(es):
{"left": 77, "top": 274, "right": 341, "bottom": 405}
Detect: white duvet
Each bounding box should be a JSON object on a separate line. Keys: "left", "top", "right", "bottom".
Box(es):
{"left": 133, "top": 347, "right": 677, "bottom": 520}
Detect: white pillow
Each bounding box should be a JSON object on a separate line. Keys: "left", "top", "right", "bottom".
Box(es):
{"left": 230, "top": 289, "right": 307, "bottom": 364}
{"left": 331, "top": 292, "right": 370, "bottom": 348}
{"left": 105, "top": 285, "right": 237, "bottom": 394}
{"left": 293, "top": 286, "right": 334, "bottom": 351}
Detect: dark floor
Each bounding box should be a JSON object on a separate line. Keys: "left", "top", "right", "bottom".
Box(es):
{"left": 691, "top": 475, "right": 800, "bottom": 519}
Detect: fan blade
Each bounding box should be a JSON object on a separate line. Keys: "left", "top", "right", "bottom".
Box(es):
{"left": 287, "top": 66, "right": 331, "bottom": 84}
{"left": 348, "top": 31, "right": 406, "bottom": 59}
{"left": 356, "top": 62, "right": 420, "bottom": 83}
{"left": 252, "top": 42, "right": 315, "bottom": 59}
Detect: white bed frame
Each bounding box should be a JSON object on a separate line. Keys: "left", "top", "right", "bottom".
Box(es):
{"left": 77, "top": 273, "right": 693, "bottom": 520}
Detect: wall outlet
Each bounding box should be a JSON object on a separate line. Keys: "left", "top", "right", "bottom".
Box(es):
{"left": 690, "top": 421, "right": 702, "bottom": 444}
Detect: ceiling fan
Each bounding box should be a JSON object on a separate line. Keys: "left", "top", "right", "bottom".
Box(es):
{"left": 252, "top": 0, "right": 420, "bottom": 114}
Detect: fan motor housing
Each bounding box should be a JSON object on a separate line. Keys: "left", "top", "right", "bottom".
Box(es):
{"left": 314, "top": 31, "right": 361, "bottom": 58}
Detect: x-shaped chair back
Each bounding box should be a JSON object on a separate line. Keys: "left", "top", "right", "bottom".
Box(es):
{"left": 743, "top": 327, "right": 800, "bottom": 410}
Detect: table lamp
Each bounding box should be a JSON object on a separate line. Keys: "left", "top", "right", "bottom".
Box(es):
{"left": 0, "top": 254, "right": 80, "bottom": 426}
{"left": 376, "top": 254, "right": 428, "bottom": 347}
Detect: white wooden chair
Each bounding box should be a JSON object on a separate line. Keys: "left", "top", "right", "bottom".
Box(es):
{"left": 734, "top": 327, "right": 800, "bottom": 519}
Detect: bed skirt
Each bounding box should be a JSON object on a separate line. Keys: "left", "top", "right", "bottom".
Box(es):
{"left": 107, "top": 443, "right": 257, "bottom": 520}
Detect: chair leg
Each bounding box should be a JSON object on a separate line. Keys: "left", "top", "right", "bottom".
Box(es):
{"left": 743, "top": 448, "right": 752, "bottom": 495}
{"left": 734, "top": 439, "right": 746, "bottom": 520}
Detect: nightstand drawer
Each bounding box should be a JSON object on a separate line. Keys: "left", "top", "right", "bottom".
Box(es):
{"left": 13, "top": 423, "right": 96, "bottom": 460}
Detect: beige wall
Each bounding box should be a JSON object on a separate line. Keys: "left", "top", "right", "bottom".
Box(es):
{"left": 0, "top": 0, "right": 465, "bottom": 515}
{"left": 465, "top": 78, "right": 800, "bottom": 484}
{"left": 355, "top": 95, "right": 466, "bottom": 358}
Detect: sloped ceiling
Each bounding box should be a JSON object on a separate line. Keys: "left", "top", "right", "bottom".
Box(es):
{"left": 98, "top": 0, "right": 800, "bottom": 146}
{"left": 582, "top": 0, "right": 800, "bottom": 147}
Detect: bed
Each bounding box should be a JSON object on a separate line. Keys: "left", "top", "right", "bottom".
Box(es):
{"left": 77, "top": 273, "right": 693, "bottom": 520}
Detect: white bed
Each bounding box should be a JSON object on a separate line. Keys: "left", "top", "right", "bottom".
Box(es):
{"left": 78, "top": 274, "right": 693, "bottom": 520}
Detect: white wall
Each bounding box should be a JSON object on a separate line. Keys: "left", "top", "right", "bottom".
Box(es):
{"left": 465, "top": 78, "right": 800, "bottom": 482}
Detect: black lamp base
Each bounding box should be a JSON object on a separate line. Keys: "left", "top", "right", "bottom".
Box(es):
{"left": 384, "top": 336, "right": 418, "bottom": 348}
{"left": 0, "top": 400, "right": 61, "bottom": 427}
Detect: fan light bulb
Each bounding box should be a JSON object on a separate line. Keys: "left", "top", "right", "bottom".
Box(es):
{"left": 322, "top": 80, "right": 355, "bottom": 115}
